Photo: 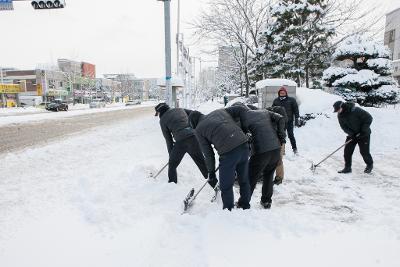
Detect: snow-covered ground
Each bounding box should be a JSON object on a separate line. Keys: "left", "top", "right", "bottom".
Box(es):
{"left": 0, "top": 101, "right": 157, "bottom": 126}
{"left": 0, "top": 89, "right": 399, "bottom": 266}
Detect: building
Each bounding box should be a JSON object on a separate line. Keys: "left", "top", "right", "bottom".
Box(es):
{"left": 384, "top": 7, "right": 400, "bottom": 83}
{"left": 217, "top": 46, "right": 240, "bottom": 74}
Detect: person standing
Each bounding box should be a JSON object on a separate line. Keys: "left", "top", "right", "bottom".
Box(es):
{"left": 273, "top": 87, "right": 300, "bottom": 154}
{"left": 155, "top": 103, "right": 217, "bottom": 188}
{"left": 226, "top": 105, "right": 286, "bottom": 209}
{"left": 333, "top": 101, "right": 374, "bottom": 174}
{"left": 189, "top": 109, "right": 250, "bottom": 211}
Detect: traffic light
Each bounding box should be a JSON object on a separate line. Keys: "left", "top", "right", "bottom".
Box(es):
{"left": 31, "top": 0, "right": 66, "bottom": 10}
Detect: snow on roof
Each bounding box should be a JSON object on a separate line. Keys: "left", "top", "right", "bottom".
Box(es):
{"left": 256, "top": 79, "right": 297, "bottom": 89}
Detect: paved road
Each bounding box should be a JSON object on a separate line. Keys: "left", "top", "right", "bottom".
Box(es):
{"left": 0, "top": 106, "right": 154, "bottom": 154}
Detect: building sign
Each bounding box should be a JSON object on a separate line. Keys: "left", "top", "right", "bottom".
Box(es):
{"left": 0, "top": 0, "right": 13, "bottom": 11}
{"left": 37, "top": 84, "right": 43, "bottom": 96}
{"left": 47, "top": 89, "right": 68, "bottom": 97}
{"left": 0, "top": 84, "right": 22, "bottom": 93}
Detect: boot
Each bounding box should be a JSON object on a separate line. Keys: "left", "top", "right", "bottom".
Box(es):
{"left": 293, "top": 148, "right": 298, "bottom": 155}
{"left": 274, "top": 176, "right": 283, "bottom": 185}
{"left": 260, "top": 200, "right": 272, "bottom": 209}
{"left": 235, "top": 200, "right": 250, "bottom": 210}
{"left": 364, "top": 164, "right": 373, "bottom": 174}
{"left": 338, "top": 167, "right": 352, "bottom": 174}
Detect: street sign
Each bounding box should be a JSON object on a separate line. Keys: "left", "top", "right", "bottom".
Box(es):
{"left": 0, "top": 0, "right": 13, "bottom": 11}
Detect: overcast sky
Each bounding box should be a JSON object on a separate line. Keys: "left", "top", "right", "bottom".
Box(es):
{"left": 0, "top": 0, "right": 399, "bottom": 78}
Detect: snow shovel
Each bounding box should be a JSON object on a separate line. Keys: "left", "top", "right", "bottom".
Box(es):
{"left": 150, "top": 162, "right": 168, "bottom": 179}
{"left": 182, "top": 167, "right": 220, "bottom": 214}
{"left": 310, "top": 139, "right": 354, "bottom": 173}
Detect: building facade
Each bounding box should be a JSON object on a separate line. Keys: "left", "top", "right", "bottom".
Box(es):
{"left": 384, "top": 7, "right": 400, "bottom": 83}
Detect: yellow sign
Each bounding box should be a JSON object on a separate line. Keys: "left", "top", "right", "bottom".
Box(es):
{"left": 0, "top": 84, "right": 22, "bottom": 94}
{"left": 37, "top": 84, "right": 43, "bottom": 96}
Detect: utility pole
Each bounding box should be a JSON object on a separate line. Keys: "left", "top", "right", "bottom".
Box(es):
{"left": 0, "top": 67, "right": 5, "bottom": 108}
{"left": 158, "top": 0, "right": 173, "bottom": 107}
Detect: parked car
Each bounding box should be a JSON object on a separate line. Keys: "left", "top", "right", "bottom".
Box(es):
{"left": 89, "top": 99, "right": 106, "bottom": 109}
{"left": 125, "top": 99, "right": 141, "bottom": 106}
{"left": 46, "top": 100, "right": 68, "bottom": 112}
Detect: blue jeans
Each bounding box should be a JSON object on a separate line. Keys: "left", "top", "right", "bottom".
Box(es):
{"left": 219, "top": 143, "right": 250, "bottom": 210}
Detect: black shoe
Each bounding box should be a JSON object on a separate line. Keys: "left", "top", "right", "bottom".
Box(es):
{"left": 364, "top": 165, "right": 373, "bottom": 174}
{"left": 260, "top": 200, "right": 272, "bottom": 209}
{"left": 235, "top": 201, "right": 250, "bottom": 210}
{"left": 168, "top": 179, "right": 177, "bottom": 184}
{"left": 274, "top": 177, "right": 283, "bottom": 185}
{"left": 338, "top": 167, "right": 352, "bottom": 174}
{"left": 293, "top": 148, "right": 298, "bottom": 155}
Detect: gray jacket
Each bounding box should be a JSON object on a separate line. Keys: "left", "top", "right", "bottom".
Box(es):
{"left": 195, "top": 109, "right": 248, "bottom": 172}
{"left": 159, "top": 108, "right": 194, "bottom": 152}
{"left": 226, "top": 106, "right": 285, "bottom": 155}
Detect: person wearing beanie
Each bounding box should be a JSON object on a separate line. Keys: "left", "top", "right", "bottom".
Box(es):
{"left": 189, "top": 109, "right": 251, "bottom": 211}
{"left": 154, "top": 103, "right": 215, "bottom": 187}
{"left": 272, "top": 87, "right": 300, "bottom": 154}
{"left": 333, "top": 101, "right": 374, "bottom": 174}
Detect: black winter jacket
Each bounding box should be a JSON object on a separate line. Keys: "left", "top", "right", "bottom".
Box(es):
{"left": 226, "top": 106, "right": 286, "bottom": 155}
{"left": 159, "top": 108, "right": 194, "bottom": 152}
{"left": 194, "top": 109, "right": 248, "bottom": 172}
{"left": 338, "top": 102, "right": 373, "bottom": 138}
{"left": 272, "top": 96, "right": 299, "bottom": 122}
{"left": 267, "top": 106, "right": 288, "bottom": 130}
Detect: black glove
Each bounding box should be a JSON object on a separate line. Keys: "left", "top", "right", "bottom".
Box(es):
{"left": 350, "top": 133, "right": 361, "bottom": 141}
{"left": 295, "top": 118, "right": 300, "bottom": 127}
{"left": 279, "top": 138, "right": 286, "bottom": 145}
{"left": 208, "top": 172, "right": 218, "bottom": 188}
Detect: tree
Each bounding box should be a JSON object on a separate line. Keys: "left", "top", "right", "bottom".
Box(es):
{"left": 250, "top": 0, "right": 335, "bottom": 88}
{"left": 322, "top": 35, "right": 399, "bottom": 106}
{"left": 192, "top": 0, "right": 271, "bottom": 97}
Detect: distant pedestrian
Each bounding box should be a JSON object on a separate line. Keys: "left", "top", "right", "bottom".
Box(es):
{"left": 333, "top": 101, "right": 374, "bottom": 174}
{"left": 272, "top": 87, "right": 300, "bottom": 154}
{"left": 223, "top": 96, "right": 229, "bottom": 107}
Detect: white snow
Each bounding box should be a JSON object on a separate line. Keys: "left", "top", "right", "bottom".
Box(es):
{"left": 256, "top": 78, "right": 297, "bottom": 88}
{"left": 333, "top": 35, "right": 391, "bottom": 59}
{"left": 0, "top": 101, "right": 157, "bottom": 126}
{"left": 1, "top": 88, "right": 400, "bottom": 266}
{"left": 332, "top": 69, "right": 380, "bottom": 88}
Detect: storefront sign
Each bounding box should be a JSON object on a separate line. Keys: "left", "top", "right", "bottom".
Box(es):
{"left": 0, "top": 84, "right": 22, "bottom": 93}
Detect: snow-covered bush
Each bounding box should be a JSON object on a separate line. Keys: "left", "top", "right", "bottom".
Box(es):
{"left": 323, "top": 35, "right": 399, "bottom": 106}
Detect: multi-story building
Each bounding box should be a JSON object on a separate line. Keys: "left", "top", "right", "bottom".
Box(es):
{"left": 384, "top": 7, "right": 400, "bottom": 83}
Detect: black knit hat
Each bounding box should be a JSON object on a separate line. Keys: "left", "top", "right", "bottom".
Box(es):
{"left": 188, "top": 110, "right": 204, "bottom": 129}
{"left": 154, "top": 103, "right": 170, "bottom": 116}
{"left": 333, "top": 101, "right": 343, "bottom": 113}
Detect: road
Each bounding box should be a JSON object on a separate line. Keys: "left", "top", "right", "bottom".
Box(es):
{"left": 0, "top": 106, "right": 154, "bottom": 154}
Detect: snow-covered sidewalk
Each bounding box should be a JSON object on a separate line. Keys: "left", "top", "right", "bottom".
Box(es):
{"left": 0, "top": 89, "right": 399, "bottom": 267}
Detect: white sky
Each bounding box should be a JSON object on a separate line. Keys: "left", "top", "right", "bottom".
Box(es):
{"left": 0, "top": 0, "right": 399, "bottom": 78}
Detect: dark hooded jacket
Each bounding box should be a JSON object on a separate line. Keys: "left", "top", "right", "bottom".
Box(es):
{"left": 226, "top": 105, "right": 285, "bottom": 155}
{"left": 189, "top": 109, "right": 248, "bottom": 172}
{"left": 267, "top": 106, "right": 288, "bottom": 130}
{"left": 338, "top": 102, "right": 373, "bottom": 138}
{"left": 159, "top": 108, "right": 194, "bottom": 152}
{"left": 272, "top": 88, "right": 299, "bottom": 122}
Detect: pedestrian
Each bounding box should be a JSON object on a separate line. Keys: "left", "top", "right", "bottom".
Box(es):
{"left": 188, "top": 109, "right": 250, "bottom": 211}
{"left": 267, "top": 106, "right": 288, "bottom": 185}
{"left": 272, "top": 87, "right": 300, "bottom": 154}
{"left": 333, "top": 101, "right": 374, "bottom": 174}
{"left": 154, "top": 103, "right": 217, "bottom": 188}
{"left": 227, "top": 104, "right": 286, "bottom": 209}
{"left": 223, "top": 95, "right": 229, "bottom": 107}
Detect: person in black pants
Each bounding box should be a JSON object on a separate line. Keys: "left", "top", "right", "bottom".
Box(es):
{"left": 273, "top": 87, "right": 300, "bottom": 154}
{"left": 189, "top": 109, "right": 250, "bottom": 211}
{"left": 155, "top": 103, "right": 217, "bottom": 188}
{"left": 333, "top": 101, "right": 374, "bottom": 174}
{"left": 227, "top": 104, "right": 286, "bottom": 209}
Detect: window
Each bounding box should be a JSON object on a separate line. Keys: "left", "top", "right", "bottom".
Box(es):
{"left": 389, "top": 30, "right": 395, "bottom": 43}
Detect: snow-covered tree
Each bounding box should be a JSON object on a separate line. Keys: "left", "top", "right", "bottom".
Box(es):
{"left": 323, "top": 35, "right": 399, "bottom": 106}
{"left": 250, "top": 0, "right": 335, "bottom": 87}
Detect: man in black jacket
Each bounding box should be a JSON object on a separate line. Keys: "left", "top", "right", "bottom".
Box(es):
{"left": 333, "top": 101, "right": 374, "bottom": 174}
{"left": 188, "top": 109, "right": 250, "bottom": 211}
{"left": 155, "top": 103, "right": 216, "bottom": 187}
{"left": 273, "top": 87, "right": 300, "bottom": 154}
{"left": 226, "top": 105, "right": 286, "bottom": 209}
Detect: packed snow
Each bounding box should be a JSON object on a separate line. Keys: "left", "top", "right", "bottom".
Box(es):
{"left": 0, "top": 88, "right": 399, "bottom": 266}
{"left": 256, "top": 78, "right": 297, "bottom": 88}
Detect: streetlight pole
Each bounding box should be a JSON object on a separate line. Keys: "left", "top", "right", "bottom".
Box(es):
{"left": 158, "top": 0, "right": 173, "bottom": 107}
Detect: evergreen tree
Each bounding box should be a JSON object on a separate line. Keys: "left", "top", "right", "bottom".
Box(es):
{"left": 322, "top": 35, "right": 399, "bottom": 106}
{"left": 249, "top": 0, "right": 334, "bottom": 87}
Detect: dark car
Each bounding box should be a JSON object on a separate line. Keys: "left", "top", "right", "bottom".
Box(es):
{"left": 46, "top": 100, "right": 69, "bottom": 112}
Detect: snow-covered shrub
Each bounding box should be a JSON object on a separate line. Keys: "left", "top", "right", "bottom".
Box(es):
{"left": 323, "top": 35, "right": 399, "bottom": 106}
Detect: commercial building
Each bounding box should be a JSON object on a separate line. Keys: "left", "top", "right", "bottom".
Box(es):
{"left": 384, "top": 7, "right": 400, "bottom": 83}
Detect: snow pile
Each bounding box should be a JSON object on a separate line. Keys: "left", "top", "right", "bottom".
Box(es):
{"left": 256, "top": 78, "right": 297, "bottom": 88}
{"left": 0, "top": 88, "right": 400, "bottom": 266}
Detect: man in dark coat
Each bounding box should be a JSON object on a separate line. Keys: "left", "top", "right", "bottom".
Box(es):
{"left": 226, "top": 105, "right": 286, "bottom": 209}
{"left": 188, "top": 109, "right": 250, "bottom": 211}
{"left": 155, "top": 103, "right": 216, "bottom": 187}
{"left": 272, "top": 87, "right": 300, "bottom": 154}
{"left": 333, "top": 101, "right": 374, "bottom": 174}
